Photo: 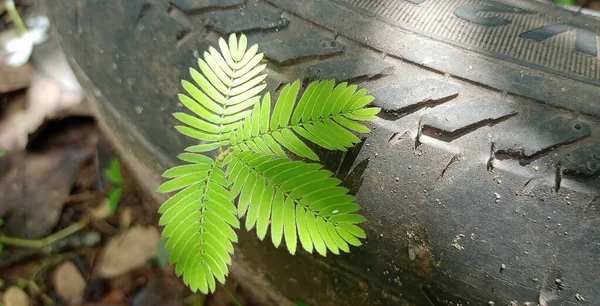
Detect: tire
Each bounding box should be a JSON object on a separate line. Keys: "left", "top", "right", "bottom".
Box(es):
{"left": 42, "top": 0, "right": 600, "bottom": 305}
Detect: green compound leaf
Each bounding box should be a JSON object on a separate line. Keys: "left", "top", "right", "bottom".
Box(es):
{"left": 161, "top": 32, "right": 379, "bottom": 294}
{"left": 226, "top": 152, "right": 366, "bottom": 256}
{"left": 175, "top": 33, "right": 267, "bottom": 152}
{"left": 157, "top": 156, "right": 237, "bottom": 293}
{"left": 228, "top": 80, "right": 378, "bottom": 161}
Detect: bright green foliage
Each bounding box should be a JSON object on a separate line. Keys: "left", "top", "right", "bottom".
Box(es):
{"left": 226, "top": 151, "right": 366, "bottom": 256}
{"left": 174, "top": 33, "right": 266, "bottom": 152}
{"left": 158, "top": 33, "right": 379, "bottom": 293}
{"left": 229, "top": 80, "right": 377, "bottom": 160}
{"left": 104, "top": 158, "right": 124, "bottom": 215}
{"left": 104, "top": 158, "right": 124, "bottom": 185}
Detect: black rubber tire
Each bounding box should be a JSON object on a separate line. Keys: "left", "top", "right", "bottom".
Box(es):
{"left": 42, "top": 0, "right": 600, "bottom": 305}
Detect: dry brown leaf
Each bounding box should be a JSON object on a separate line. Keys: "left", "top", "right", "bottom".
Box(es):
{"left": 0, "top": 60, "right": 32, "bottom": 93}
{"left": 0, "top": 38, "right": 83, "bottom": 151}
{"left": 53, "top": 261, "right": 86, "bottom": 305}
{"left": 97, "top": 226, "right": 160, "bottom": 278}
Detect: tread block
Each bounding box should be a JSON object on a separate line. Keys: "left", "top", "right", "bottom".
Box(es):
{"left": 170, "top": 0, "right": 244, "bottom": 10}
{"left": 372, "top": 79, "right": 459, "bottom": 113}
{"left": 561, "top": 143, "right": 600, "bottom": 176}
{"left": 206, "top": 3, "right": 288, "bottom": 34}
{"left": 305, "top": 57, "right": 393, "bottom": 81}
{"left": 495, "top": 117, "right": 591, "bottom": 158}
{"left": 422, "top": 97, "right": 516, "bottom": 134}
{"left": 248, "top": 29, "right": 344, "bottom": 64}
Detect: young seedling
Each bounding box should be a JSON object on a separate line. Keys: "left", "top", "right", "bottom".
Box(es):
{"left": 104, "top": 158, "right": 124, "bottom": 215}
{"left": 158, "top": 33, "right": 379, "bottom": 293}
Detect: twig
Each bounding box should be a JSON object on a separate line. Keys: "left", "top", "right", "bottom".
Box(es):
{"left": 4, "top": 0, "right": 28, "bottom": 34}
{"left": 0, "top": 218, "right": 89, "bottom": 248}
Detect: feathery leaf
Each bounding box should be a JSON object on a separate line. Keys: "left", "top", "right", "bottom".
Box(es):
{"left": 226, "top": 152, "right": 366, "bottom": 256}
{"left": 157, "top": 157, "right": 237, "bottom": 293}
{"left": 162, "top": 33, "right": 379, "bottom": 294}
{"left": 175, "top": 33, "right": 267, "bottom": 152}
{"left": 229, "top": 80, "right": 376, "bottom": 160}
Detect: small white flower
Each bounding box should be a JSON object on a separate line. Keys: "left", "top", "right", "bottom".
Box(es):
{"left": 2, "top": 15, "right": 50, "bottom": 67}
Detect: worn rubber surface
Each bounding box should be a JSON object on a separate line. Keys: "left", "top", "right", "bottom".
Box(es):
{"left": 43, "top": 0, "right": 599, "bottom": 305}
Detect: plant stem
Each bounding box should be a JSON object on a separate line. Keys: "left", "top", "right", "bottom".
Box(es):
{"left": 24, "top": 279, "right": 55, "bottom": 306}
{"left": 0, "top": 218, "right": 89, "bottom": 248}
{"left": 32, "top": 251, "right": 79, "bottom": 281}
{"left": 4, "top": 0, "right": 27, "bottom": 34}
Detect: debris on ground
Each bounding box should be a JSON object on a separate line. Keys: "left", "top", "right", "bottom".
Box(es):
{"left": 130, "top": 278, "right": 187, "bottom": 306}
{"left": 52, "top": 261, "right": 86, "bottom": 305}
{"left": 0, "top": 117, "right": 98, "bottom": 239}
{"left": 97, "top": 226, "right": 161, "bottom": 278}
{"left": 451, "top": 234, "right": 465, "bottom": 250}
{"left": 1, "top": 286, "right": 30, "bottom": 306}
{"left": 0, "top": 38, "right": 84, "bottom": 151}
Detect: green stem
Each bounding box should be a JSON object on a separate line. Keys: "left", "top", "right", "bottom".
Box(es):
{"left": 32, "top": 252, "right": 78, "bottom": 280}
{"left": 4, "top": 0, "right": 27, "bottom": 34}
{"left": 0, "top": 218, "right": 89, "bottom": 248}
{"left": 230, "top": 114, "right": 341, "bottom": 152}
{"left": 24, "top": 280, "right": 55, "bottom": 306}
